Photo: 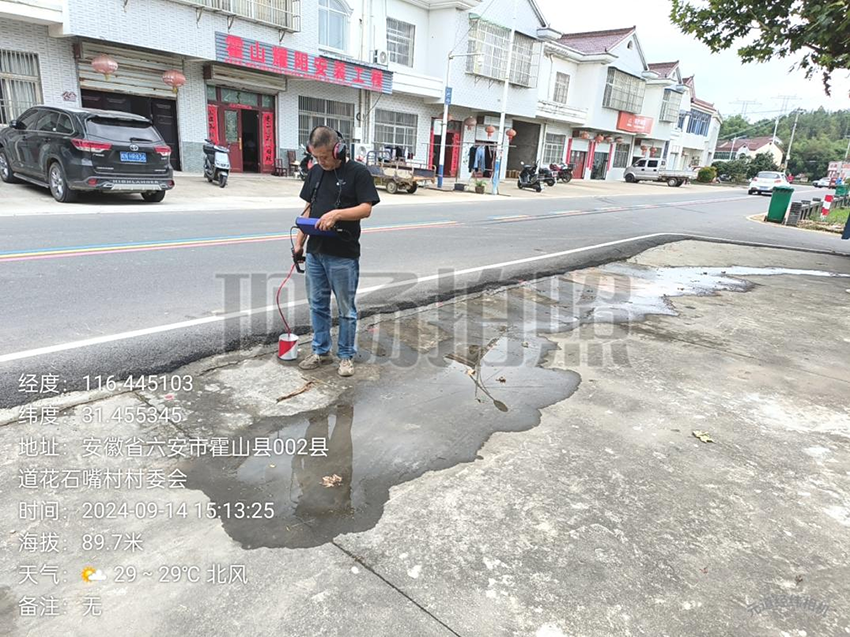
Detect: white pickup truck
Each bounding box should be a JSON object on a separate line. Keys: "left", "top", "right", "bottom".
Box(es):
{"left": 623, "top": 159, "right": 695, "bottom": 187}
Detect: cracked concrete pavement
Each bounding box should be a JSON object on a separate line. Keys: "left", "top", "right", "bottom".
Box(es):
{"left": 1, "top": 239, "right": 849, "bottom": 636}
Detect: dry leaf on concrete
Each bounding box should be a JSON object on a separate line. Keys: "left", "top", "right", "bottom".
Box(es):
{"left": 321, "top": 474, "right": 343, "bottom": 488}
{"left": 692, "top": 430, "right": 714, "bottom": 443}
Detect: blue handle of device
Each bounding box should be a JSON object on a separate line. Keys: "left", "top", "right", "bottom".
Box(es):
{"left": 296, "top": 216, "right": 339, "bottom": 238}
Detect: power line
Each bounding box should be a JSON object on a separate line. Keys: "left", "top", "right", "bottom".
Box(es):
{"left": 774, "top": 94, "right": 801, "bottom": 116}
{"left": 771, "top": 95, "right": 800, "bottom": 145}
{"left": 731, "top": 99, "right": 760, "bottom": 117}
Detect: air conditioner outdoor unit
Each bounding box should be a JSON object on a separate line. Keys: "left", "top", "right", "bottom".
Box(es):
{"left": 373, "top": 49, "right": 388, "bottom": 66}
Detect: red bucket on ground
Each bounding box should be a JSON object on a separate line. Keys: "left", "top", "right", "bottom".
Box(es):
{"left": 278, "top": 333, "right": 299, "bottom": 361}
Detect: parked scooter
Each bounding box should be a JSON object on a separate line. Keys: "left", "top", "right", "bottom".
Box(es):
{"left": 298, "top": 146, "right": 314, "bottom": 181}
{"left": 203, "top": 138, "right": 230, "bottom": 188}
{"left": 517, "top": 162, "right": 543, "bottom": 192}
{"left": 538, "top": 164, "right": 557, "bottom": 187}
{"left": 549, "top": 162, "right": 574, "bottom": 183}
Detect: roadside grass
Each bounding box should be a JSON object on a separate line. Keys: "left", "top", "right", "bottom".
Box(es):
{"left": 799, "top": 207, "right": 849, "bottom": 233}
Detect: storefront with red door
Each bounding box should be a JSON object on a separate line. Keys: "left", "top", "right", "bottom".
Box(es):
{"left": 212, "top": 32, "right": 394, "bottom": 171}
{"left": 569, "top": 136, "right": 590, "bottom": 180}
{"left": 205, "top": 85, "right": 276, "bottom": 174}
{"left": 429, "top": 118, "right": 463, "bottom": 178}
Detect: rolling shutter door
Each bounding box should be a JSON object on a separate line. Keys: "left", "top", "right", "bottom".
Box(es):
{"left": 76, "top": 42, "right": 184, "bottom": 100}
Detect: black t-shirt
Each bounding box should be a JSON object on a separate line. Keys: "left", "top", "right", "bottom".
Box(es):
{"left": 299, "top": 159, "right": 380, "bottom": 260}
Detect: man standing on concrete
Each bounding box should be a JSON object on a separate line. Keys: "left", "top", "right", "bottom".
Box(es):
{"left": 292, "top": 126, "right": 380, "bottom": 377}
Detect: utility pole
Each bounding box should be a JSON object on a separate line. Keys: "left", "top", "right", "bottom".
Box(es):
{"left": 491, "top": 0, "right": 518, "bottom": 196}
{"left": 845, "top": 135, "right": 850, "bottom": 161}
{"left": 436, "top": 52, "right": 480, "bottom": 188}
{"left": 783, "top": 109, "right": 801, "bottom": 170}
{"left": 729, "top": 136, "right": 739, "bottom": 160}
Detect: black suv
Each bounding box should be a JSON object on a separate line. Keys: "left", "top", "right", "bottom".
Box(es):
{"left": 0, "top": 106, "right": 174, "bottom": 203}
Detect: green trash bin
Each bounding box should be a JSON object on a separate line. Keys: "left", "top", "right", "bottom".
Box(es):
{"left": 766, "top": 185, "right": 794, "bottom": 223}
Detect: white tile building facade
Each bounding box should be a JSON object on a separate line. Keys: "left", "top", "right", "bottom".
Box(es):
{"left": 1, "top": 0, "right": 721, "bottom": 179}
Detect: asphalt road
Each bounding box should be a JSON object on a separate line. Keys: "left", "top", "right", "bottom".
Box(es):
{"left": 1, "top": 183, "right": 847, "bottom": 408}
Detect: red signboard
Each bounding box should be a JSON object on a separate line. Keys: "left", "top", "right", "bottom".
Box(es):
{"left": 215, "top": 32, "right": 392, "bottom": 94}
{"left": 207, "top": 104, "right": 219, "bottom": 145}
{"left": 617, "top": 112, "right": 654, "bottom": 134}
{"left": 262, "top": 111, "right": 275, "bottom": 170}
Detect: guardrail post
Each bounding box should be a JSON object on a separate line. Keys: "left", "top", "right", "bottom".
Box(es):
{"left": 786, "top": 201, "right": 802, "bottom": 226}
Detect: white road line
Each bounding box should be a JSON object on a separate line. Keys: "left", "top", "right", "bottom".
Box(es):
{"left": 2, "top": 231, "right": 835, "bottom": 364}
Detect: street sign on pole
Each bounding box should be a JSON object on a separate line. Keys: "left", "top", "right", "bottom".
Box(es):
{"left": 444, "top": 87, "right": 453, "bottom": 106}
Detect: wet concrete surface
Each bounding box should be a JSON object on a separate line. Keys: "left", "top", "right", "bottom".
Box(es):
{"left": 1, "top": 239, "right": 849, "bottom": 636}
{"left": 173, "top": 284, "right": 590, "bottom": 550}
{"left": 183, "top": 259, "right": 850, "bottom": 552}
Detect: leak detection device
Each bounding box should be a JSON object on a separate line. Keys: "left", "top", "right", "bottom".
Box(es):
{"left": 296, "top": 216, "right": 341, "bottom": 238}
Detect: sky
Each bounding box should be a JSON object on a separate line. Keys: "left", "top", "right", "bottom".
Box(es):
{"left": 535, "top": 0, "right": 850, "bottom": 121}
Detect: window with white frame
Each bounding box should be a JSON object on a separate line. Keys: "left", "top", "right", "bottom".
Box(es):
{"left": 467, "top": 19, "right": 536, "bottom": 87}
{"left": 553, "top": 72, "right": 570, "bottom": 104}
{"left": 466, "top": 19, "right": 509, "bottom": 82}
{"left": 298, "top": 96, "right": 354, "bottom": 146}
{"left": 387, "top": 18, "right": 415, "bottom": 67}
{"left": 0, "top": 50, "right": 41, "bottom": 126}
{"left": 659, "top": 90, "right": 683, "bottom": 122}
{"left": 509, "top": 33, "right": 535, "bottom": 87}
{"left": 374, "top": 109, "right": 418, "bottom": 155}
{"left": 319, "top": 0, "right": 349, "bottom": 51}
{"left": 602, "top": 67, "right": 645, "bottom": 113}
{"left": 177, "top": 0, "right": 299, "bottom": 31}
{"left": 612, "top": 143, "right": 631, "bottom": 168}
{"left": 542, "top": 133, "right": 566, "bottom": 165}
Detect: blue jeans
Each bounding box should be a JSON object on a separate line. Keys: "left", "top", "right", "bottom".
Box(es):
{"left": 305, "top": 252, "right": 359, "bottom": 359}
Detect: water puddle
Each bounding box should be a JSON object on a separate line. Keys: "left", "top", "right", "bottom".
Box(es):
{"left": 183, "top": 262, "right": 850, "bottom": 549}
{"left": 185, "top": 331, "right": 579, "bottom": 549}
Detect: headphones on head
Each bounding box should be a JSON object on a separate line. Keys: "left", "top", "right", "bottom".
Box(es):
{"left": 308, "top": 126, "right": 347, "bottom": 162}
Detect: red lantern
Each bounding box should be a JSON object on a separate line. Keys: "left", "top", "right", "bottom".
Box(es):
{"left": 579, "top": 131, "right": 590, "bottom": 139}
{"left": 649, "top": 147, "right": 658, "bottom": 157}
{"left": 463, "top": 116, "right": 476, "bottom": 130}
{"left": 506, "top": 128, "right": 517, "bottom": 139}
{"left": 640, "top": 145, "right": 648, "bottom": 151}
{"left": 162, "top": 70, "right": 186, "bottom": 94}
{"left": 604, "top": 136, "right": 614, "bottom": 143}
{"left": 485, "top": 125, "right": 496, "bottom": 138}
{"left": 91, "top": 54, "right": 118, "bottom": 80}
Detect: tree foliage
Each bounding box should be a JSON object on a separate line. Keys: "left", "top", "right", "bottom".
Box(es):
{"left": 712, "top": 159, "right": 750, "bottom": 183}
{"left": 697, "top": 166, "right": 717, "bottom": 182}
{"left": 712, "top": 154, "right": 782, "bottom": 182}
{"left": 670, "top": 0, "right": 850, "bottom": 94}
{"left": 716, "top": 108, "right": 850, "bottom": 179}
{"left": 747, "top": 152, "right": 780, "bottom": 178}
{"left": 718, "top": 114, "right": 749, "bottom": 139}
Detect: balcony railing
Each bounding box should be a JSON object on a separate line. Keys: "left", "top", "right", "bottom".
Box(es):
{"left": 537, "top": 99, "right": 588, "bottom": 125}
{"left": 173, "top": 0, "right": 300, "bottom": 31}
